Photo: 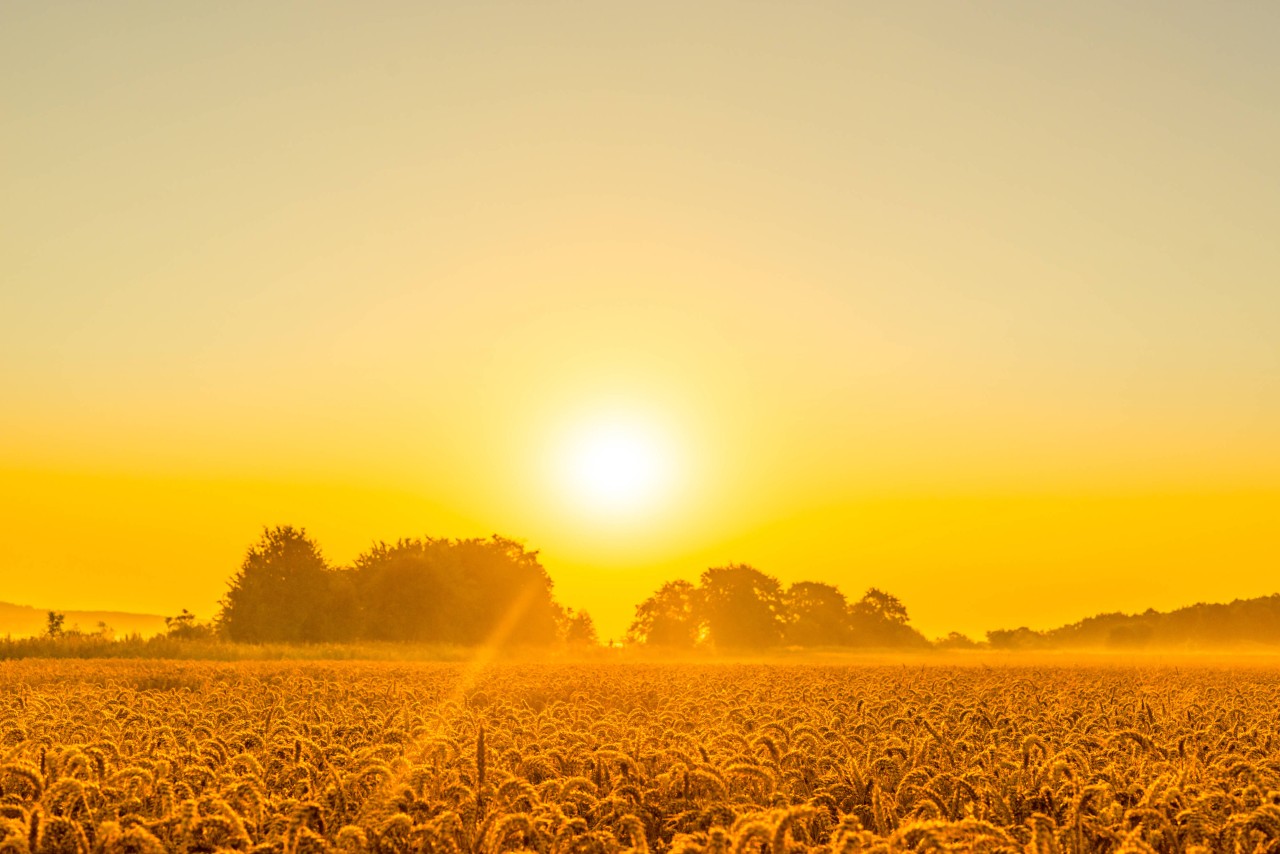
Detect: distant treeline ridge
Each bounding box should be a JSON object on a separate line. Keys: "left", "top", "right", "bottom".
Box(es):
{"left": 37, "top": 526, "right": 1280, "bottom": 652}
{"left": 214, "top": 526, "right": 930, "bottom": 649}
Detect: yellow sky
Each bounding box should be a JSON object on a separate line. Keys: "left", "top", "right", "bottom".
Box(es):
{"left": 3, "top": 3, "right": 1278, "bottom": 641}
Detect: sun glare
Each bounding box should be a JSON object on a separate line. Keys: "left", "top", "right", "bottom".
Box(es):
{"left": 561, "top": 420, "right": 671, "bottom": 516}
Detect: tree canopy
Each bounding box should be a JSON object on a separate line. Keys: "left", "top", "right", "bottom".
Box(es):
{"left": 627, "top": 580, "right": 700, "bottom": 648}
{"left": 627, "top": 566, "right": 929, "bottom": 651}
{"left": 219, "top": 526, "right": 336, "bottom": 643}
{"left": 350, "top": 535, "right": 561, "bottom": 645}
{"left": 219, "top": 529, "right": 567, "bottom": 645}
{"left": 784, "top": 581, "right": 851, "bottom": 646}
{"left": 698, "top": 564, "right": 786, "bottom": 650}
{"left": 216, "top": 527, "right": 937, "bottom": 652}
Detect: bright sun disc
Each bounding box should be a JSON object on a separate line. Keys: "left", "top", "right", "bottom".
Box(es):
{"left": 563, "top": 422, "right": 670, "bottom": 515}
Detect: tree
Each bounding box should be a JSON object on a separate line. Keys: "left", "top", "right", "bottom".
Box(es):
{"left": 455, "top": 535, "right": 561, "bottom": 645}
{"left": 219, "top": 526, "right": 334, "bottom": 643}
{"left": 350, "top": 539, "right": 455, "bottom": 642}
{"left": 45, "top": 611, "right": 65, "bottom": 638}
{"left": 627, "top": 580, "right": 700, "bottom": 648}
{"left": 987, "top": 626, "right": 1051, "bottom": 651}
{"left": 698, "top": 564, "right": 785, "bottom": 650}
{"left": 849, "top": 588, "right": 929, "bottom": 648}
{"left": 935, "top": 631, "right": 979, "bottom": 650}
{"left": 165, "top": 609, "right": 216, "bottom": 641}
{"left": 783, "top": 581, "right": 851, "bottom": 647}
{"left": 561, "top": 608, "right": 599, "bottom": 646}
{"left": 318, "top": 568, "right": 361, "bottom": 643}
{"left": 349, "top": 535, "right": 561, "bottom": 646}
{"left": 851, "top": 587, "right": 910, "bottom": 625}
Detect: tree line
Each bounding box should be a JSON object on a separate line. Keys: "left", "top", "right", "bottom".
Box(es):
{"left": 216, "top": 527, "right": 595, "bottom": 646}
{"left": 984, "top": 595, "right": 1280, "bottom": 651}
{"left": 209, "top": 527, "right": 931, "bottom": 650}
{"left": 627, "top": 565, "right": 929, "bottom": 650}
{"left": 36, "top": 525, "right": 1279, "bottom": 652}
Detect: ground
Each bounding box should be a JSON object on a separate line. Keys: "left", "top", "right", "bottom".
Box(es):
{"left": 1, "top": 659, "right": 1276, "bottom": 852}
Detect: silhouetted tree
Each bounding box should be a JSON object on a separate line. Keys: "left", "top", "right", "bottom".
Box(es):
{"left": 783, "top": 581, "right": 851, "bottom": 646}
{"left": 628, "top": 580, "right": 700, "bottom": 647}
{"left": 219, "top": 526, "right": 334, "bottom": 643}
{"left": 318, "top": 568, "right": 361, "bottom": 642}
{"left": 349, "top": 535, "right": 560, "bottom": 646}
{"left": 351, "top": 539, "right": 456, "bottom": 642}
{"left": 455, "top": 536, "right": 561, "bottom": 645}
{"left": 629, "top": 571, "right": 930, "bottom": 651}
{"left": 698, "top": 564, "right": 785, "bottom": 650}
{"left": 851, "top": 587, "right": 909, "bottom": 624}
{"left": 986, "top": 626, "right": 1051, "bottom": 650}
{"left": 164, "top": 609, "right": 216, "bottom": 641}
{"left": 1004, "top": 594, "right": 1280, "bottom": 651}
{"left": 45, "top": 611, "right": 65, "bottom": 638}
{"left": 561, "top": 608, "right": 599, "bottom": 646}
{"left": 935, "top": 631, "right": 979, "bottom": 649}
{"left": 849, "top": 587, "right": 929, "bottom": 648}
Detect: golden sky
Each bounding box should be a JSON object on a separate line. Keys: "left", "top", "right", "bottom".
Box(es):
{"left": 3, "top": 3, "right": 1278, "bottom": 641}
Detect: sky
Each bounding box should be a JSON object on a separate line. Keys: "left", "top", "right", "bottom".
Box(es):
{"left": 2, "top": 2, "right": 1278, "bottom": 642}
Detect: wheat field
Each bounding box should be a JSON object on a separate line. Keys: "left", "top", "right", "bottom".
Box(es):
{"left": 1, "top": 660, "right": 1277, "bottom": 853}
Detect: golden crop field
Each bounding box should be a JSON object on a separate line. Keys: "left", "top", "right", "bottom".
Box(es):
{"left": 2, "top": 661, "right": 1278, "bottom": 853}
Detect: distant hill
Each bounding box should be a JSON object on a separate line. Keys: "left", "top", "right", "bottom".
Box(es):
{"left": 0, "top": 602, "right": 167, "bottom": 639}
{"left": 987, "top": 594, "right": 1280, "bottom": 651}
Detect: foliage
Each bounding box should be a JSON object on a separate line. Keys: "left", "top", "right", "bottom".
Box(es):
{"left": 66, "top": 524, "right": 1280, "bottom": 656}
{"left": 628, "top": 580, "right": 700, "bottom": 648}
{"left": 935, "top": 631, "right": 980, "bottom": 649}
{"left": 164, "top": 608, "right": 217, "bottom": 641}
{"left": 784, "top": 581, "right": 851, "bottom": 646}
{"left": 560, "top": 607, "right": 599, "bottom": 645}
{"left": 987, "top": 626, "right": 1055, "bottom": 650}
{"left": 0, "top": 634, "right": 476, "bottom": 661}
{"left": 848, "top": 587, "right": 930, "bottom": 649}
{"left": 628, "top": 569, "right": 929, "bottom": 651}
{"left": 1038, "top": 594, "right": 1280, "bottom": 650}
{"left": 350, "top": 536, "right": 561, "bottom": 646}
{"left": 976, "top": 595, "right": 1280, "bottom": 652}
{"left": 850, "top": 586, "right": 909, "bottom": 625}
{"left": 218, "top": 526, "right": 336, "bottom": 643}
{"left": 217, "top": 529, "right": 567, "bottom": 647}
{"left": 698, "top": 564, "right": 787, "bottom": 650}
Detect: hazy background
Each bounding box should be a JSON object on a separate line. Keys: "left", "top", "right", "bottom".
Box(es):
{"left": 3, "top": 2, "right": 1277, "bottom": 642}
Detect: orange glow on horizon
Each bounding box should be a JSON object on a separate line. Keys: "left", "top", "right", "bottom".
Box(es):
{"left": 2, "top": 2, "right": 1278, "bottom": 644}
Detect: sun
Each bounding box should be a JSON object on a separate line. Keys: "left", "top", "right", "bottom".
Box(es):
{"left": 560, "top": 418, "right": 672, "bottom": 516}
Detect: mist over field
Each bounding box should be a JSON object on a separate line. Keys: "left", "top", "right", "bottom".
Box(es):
{"left": 11, "top": 525, "right": 1280, "bottom": 657}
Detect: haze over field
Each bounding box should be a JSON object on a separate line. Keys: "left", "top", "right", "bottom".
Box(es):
{"left": 2, "top": 3, "right": 1278, "bottom": 641}
{"left": 0, "top": 601, "right": 165, "bottom": 639}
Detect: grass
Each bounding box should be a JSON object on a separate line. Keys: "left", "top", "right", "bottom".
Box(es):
{"left": 0, "top": 633, "right": 478, "bottom": 661}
